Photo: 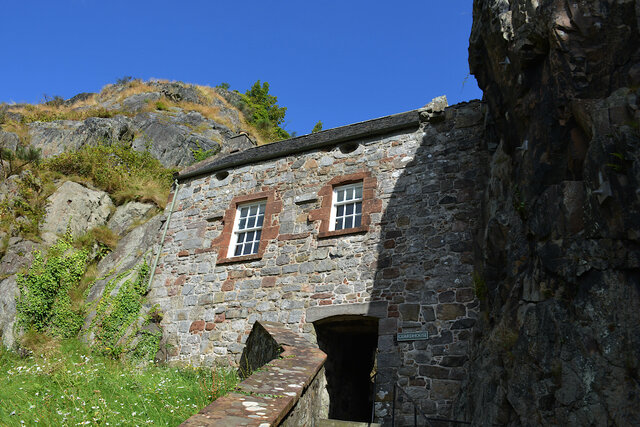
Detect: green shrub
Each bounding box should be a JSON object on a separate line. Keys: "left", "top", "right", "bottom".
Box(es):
{"left": 311, "top": 120, "right": 323, "bottom": 133}
{"left": 190, "top": 141, "right": 219, "bottom": 163}
{"left": 0, "top": 145, "right": 41, "bottom": 179}
{"left": 15, "top": 232, "right": 88, "bottom": 338}
{"left": 155, "top": 100, "right": 168, "bottom": 111}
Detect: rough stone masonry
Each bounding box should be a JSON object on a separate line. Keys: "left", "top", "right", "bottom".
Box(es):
{"left": 148, "top": 99, "right": 488, "bottom": 423}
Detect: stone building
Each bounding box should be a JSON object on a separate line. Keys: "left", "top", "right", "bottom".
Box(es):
{"left": 149, "top": 98, "right": 488, "bottom": 423}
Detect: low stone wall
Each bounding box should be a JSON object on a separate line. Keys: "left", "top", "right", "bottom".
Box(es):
{"left": 181, "top": 321, "right": 327, "bottom": 426}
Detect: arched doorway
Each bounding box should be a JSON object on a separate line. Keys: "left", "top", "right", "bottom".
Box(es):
{"left": 314, "top": 315, "right": 379, "bottom": 422}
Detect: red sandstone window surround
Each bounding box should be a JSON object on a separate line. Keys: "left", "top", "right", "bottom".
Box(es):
{"left": 309, "top": 170, "right": 382, "bottom": 238}
{"left": 213, "top": 189, "right": 282, "bottom": 264}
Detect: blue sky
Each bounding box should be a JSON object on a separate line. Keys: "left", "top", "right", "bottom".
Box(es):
{"left": 1, "top": 1, "right": 481, "bottom": 135}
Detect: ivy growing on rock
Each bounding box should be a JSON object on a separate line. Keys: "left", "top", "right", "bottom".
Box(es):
{"left": 90, "top": 262, "right": 151, "bottom": 358}
{"left": 15, "top": 232, "right": 88, "bottom": 338}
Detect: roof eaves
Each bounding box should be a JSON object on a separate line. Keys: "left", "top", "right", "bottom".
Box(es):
{"left": 176, "top": 109, "right": 420, "bottom": 182}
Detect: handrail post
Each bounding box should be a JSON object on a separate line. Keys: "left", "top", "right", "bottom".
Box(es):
{"left": 371, "top": 372, "right": 377, "bottom": 424}
{"left": 392, "top": 383, "right": 396, "bottom": 427}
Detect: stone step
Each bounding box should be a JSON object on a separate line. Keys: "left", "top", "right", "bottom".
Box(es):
{"left": 317, "top": 420, "right": 381, "bottom": 427}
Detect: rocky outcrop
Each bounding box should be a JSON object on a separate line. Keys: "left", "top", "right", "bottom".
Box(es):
{"left": 130, "top": 111, "right": 226, "bottom": 167}
{"left": 2, "top": 81, "right": 250, "bottom": 168}
{"left": 83, "top": 213, "right": 164, "bottom": 344}
{"left": 458, "top": 0, "right": 640, "bottom": 425}
{"left": 107, "top": 202, "right": 156, "bottom": 235}
{"left": 25, "top": 111, "right": 227, "bottom": 168}
{"left": 41, "top": 181, "right": 114, "bottom": 245}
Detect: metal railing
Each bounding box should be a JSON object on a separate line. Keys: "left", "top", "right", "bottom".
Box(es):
{"left": 390, "top": 382, "right": 472, "bottom": 427}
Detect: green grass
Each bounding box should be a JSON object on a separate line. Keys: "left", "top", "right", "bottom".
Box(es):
{"left": 0, "top": 339, "right": 238, "bottom": 426}
{"left": 44, "top": 141, "right": 177, "bottom": 209}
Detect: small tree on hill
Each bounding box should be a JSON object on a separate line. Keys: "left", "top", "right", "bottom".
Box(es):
{"left": 241, "top": 80, "right": 290, "bottom": 141}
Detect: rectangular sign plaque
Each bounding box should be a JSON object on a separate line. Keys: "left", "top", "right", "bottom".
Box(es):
{"left": 397, "top": 331, "right": 428, "bottom": 342}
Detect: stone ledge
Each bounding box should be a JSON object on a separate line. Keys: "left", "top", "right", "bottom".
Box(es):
{"left": 180, "top": 321, "right": 326, "bottom": 427}
{"left": 306, "top": 301, "right": 388, "bottom": 323}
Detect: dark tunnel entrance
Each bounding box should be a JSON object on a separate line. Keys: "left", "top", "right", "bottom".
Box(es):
{"left": 314, "top": 315, "right": 378, "bottom": 422}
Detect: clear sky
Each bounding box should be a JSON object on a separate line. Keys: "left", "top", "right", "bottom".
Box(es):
{"left": 0, "top": 0, "right": 482, "bottom": 135}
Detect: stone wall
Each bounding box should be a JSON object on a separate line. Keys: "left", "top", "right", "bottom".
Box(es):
{"left": 149, "top": 101, "right": 488, "bottom": 423}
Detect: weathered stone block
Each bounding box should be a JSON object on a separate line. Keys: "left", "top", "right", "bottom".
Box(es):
{"left": 436, "top": 303, "right": 466, "bottom": 320}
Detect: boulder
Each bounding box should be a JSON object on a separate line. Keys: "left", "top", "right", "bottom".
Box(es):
{"left": 0, "top": 237, "right": 37, "bottom": 276}
{"left": 107, "top": 202, "right": 156, "bottom": 235}
{"left": 41, "top": 181, "right": 114, "bottom": 245}
{"left": 154, "top": 82, "right": 204, "bottom": 104}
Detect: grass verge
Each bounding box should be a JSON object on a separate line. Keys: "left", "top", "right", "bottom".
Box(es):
{"left": 0, "top": 338, "right": 238, "bottom": 426}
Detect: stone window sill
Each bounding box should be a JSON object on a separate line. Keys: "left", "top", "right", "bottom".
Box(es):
{"left": 216, "top": 253, "right": 263, "bottom": 265}
{"left": 317, "top": 226, "right": 368, "bottom": 239}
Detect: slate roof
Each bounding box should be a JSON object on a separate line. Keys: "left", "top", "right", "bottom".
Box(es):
{"left": 176, "top": 109, "right": 421, "bottom": 182}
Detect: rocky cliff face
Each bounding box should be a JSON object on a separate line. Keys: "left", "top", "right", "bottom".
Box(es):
{"left": 459, "top": 0, "right": 640, "bottom": 424}
{"left": 1, "top": 80, "right": 255, "bottom": 169}
{"left": 0, "top": 80, "right": 257, "bottom": 351}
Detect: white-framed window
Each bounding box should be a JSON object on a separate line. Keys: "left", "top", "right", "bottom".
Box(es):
{"left": 228, "top": 200, "right": 266, "bottom": 257}
{"left": 330, "top": 182, "right": 363, "bottom": 231}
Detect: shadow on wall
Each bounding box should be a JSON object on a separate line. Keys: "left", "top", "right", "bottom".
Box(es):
{"left": 369, "top": 102, "right": 487, "bottom": 424}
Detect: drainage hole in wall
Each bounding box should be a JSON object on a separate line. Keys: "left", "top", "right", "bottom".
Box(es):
{"left": 339, "top": 142, "right": 359, "bottom": 154}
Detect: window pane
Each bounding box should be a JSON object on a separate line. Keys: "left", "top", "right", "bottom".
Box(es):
{"left": 237, "top": 233, "right": 245, "bottom": 243}
{"left": 337, "top": 190, "right": 344, "bottom": 202}
{"left": 255, "top": 230, "right": 262, "bottom": 241}
{"left": 239, "top": 218, "right": 246, "bottom": 230}
{"left": 337, "top": 205, "right": 344, "bottom": 217}
{"left": 259, "top": 204, "right": 265, "bottom": 214}
{"left": 345, "top": 203, "right": 354, "bottom": 215}
{"left": 355, "top": 214, "right": 362, "bottom": 227}
{"left": 346, "top": 187, "right": 353, "bottom": 200}
{"left": 247, "top": 217, "right": 256, "bottom": 228}
{"left": 250, "top": 205, "right": 258, "bottom": 215}
{"left": 246, "top": 231, "right": 254, "bottom": 241}
{"left": 336, "top": 218, "right": 343, "bottom": 230}
{"left": 257, "top": 215, "right": 264, "bottom": 227}
{"left": 355, "top": 202, "right": 362, "bottom": 214}
{"left": 355, "top": 185, "right": 362, "bottom": 199}
{"left": 344, "top": 216, "right": 353, "bottom": 229}
{"left": 240, "top": 207, "right": 249, "bottom": 217}
{"left": 243, "top": 243, "right": 252, "bottom": 255}
{"left": 252, "top": 241, "right": 260, "bottom": 253}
